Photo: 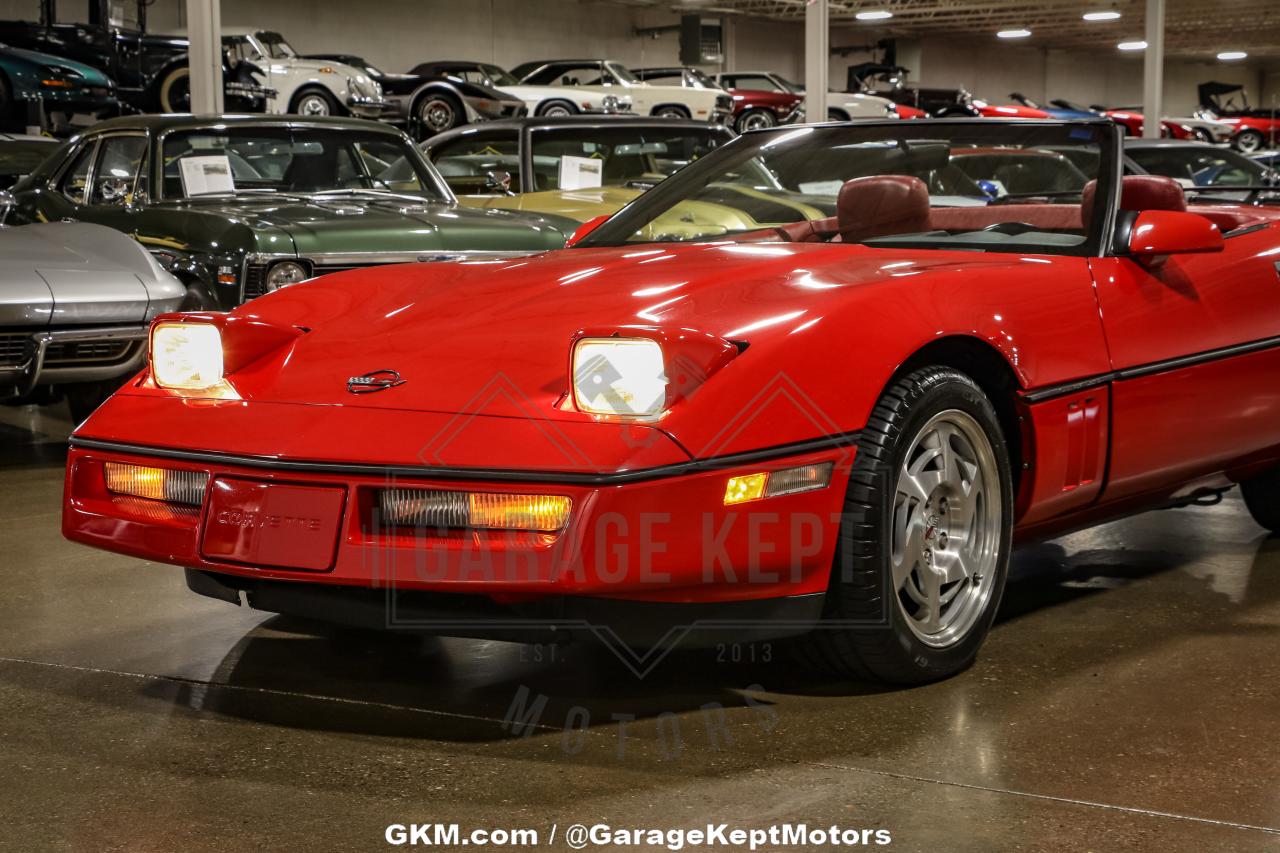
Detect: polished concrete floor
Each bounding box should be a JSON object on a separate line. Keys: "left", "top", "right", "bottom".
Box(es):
{"left": 2, "top": 402, "right": 1280, "bottom": 852}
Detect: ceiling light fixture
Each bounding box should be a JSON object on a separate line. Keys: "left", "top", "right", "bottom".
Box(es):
{"left": 855, "top": 10, "right": 893, "bottom": 21}
{"left": 1083, "top": 10, "right": 1121, "bottom": 21}
{"left": 1117, "top": 40, "right": 1147, "bottom": 50}
{"left": 997, "top": 28, "right": 1031, "bottom": 38}
{"left": 1217, "top": 50, "right": 1248, "bottom": 60}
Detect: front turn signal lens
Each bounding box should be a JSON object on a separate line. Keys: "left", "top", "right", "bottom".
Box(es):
{"left": 724, "top": 472, "right": 768, "bottom": 505}
{"left": 724, "top": 463, "right": 834, "bottom": 506}
{"left": 150, "top": 322, "right": 224, "bottom": 390}
{"left": 103, "top": 462, "right": 209, "bottom": 506}
{"left": 380, "top": 489, "right": 572, "bottom": 532}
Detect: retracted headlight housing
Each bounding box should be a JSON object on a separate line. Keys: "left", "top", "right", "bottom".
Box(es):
{"left": 569, "top": 327, "right": 740, "bottom": 420}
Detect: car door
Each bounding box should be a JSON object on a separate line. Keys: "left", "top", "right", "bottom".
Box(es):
{"left": 1092, "top": 212, "right": 1280, "bottom": 499}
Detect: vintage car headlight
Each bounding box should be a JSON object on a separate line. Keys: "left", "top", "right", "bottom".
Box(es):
{"left": 266, "top": 260, "right": 311, "bottom": 290}
{"left": 150, "top": 322, "right": 223, "bottom": 390}
{"left": 572, "top": 337, "right": 667, "bottom": 418}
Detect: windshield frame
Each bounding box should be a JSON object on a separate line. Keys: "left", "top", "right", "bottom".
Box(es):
{"left": 575, "top": 118, "right": 1123, "bottom": 258}
{"left": 154, "top": 122, "right": 455, "bottom": 203}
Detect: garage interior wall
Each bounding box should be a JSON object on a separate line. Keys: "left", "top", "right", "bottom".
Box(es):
{"left": 0, "top": 0, "right": 1272, "bottom": 114}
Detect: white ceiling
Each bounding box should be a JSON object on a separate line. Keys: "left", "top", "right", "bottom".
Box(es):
{"left": 616, "top": 0, "right": 1280, "bottom": 59}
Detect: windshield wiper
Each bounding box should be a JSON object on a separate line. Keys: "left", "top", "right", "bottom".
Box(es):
{"left": 307, "top": 188, "right": 438, "bottom": 203}
{"left": 185, "top": 188, "right": 279, "bottom": 198}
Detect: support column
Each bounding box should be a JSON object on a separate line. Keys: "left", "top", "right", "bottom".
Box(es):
{"left": 1142, "top": 0, "right": 1164, "bottom": 139}
{"left": 185, "top": 0, "right": 223, "bottom": 114}
{"left": 805, "top": 0, "right": 829, "bottom": 123}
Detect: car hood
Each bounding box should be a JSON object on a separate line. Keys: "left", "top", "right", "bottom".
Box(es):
{"left": 235, "top": 241, "right": 1014, "bottom": 416}
{"left": 458, "top": 186, "right": 641, "bottom": 223}
{"left": 166, "top": 195, "right": 572, "bottom": 255}
{"left": 0, "top": 222, "right": 182, "bottom": 326}
{"left": 1, "top": 45, "right": 113, "bottom": 86}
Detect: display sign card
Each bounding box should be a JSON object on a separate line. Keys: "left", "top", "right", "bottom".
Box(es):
{"left": 559, "top": 155, "right": 603, "bottom": 190}
{"left": 179, "top": 155, "right": 236, "bottom": 196}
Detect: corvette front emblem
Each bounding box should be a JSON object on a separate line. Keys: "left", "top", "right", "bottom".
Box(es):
{"left": 347, "top": 369, "right": 406, "bottom": 394}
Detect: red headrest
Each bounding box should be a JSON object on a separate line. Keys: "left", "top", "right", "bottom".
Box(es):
{"left": 1081, "top": 175, "right": 1186, "bottom": 231}
{"left": 838, "top": 175, "right": 931, "bottom": 243}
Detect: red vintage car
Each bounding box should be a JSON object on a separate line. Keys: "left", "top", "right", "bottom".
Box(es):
{"left": 64, "top": 119, "right": 1280, "bottom": 685}
{"left": 1105, "top": 110, "right": 1195, "bottom": 140}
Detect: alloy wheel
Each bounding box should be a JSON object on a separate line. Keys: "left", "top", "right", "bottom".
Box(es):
{"left": 421, "top": 98, "right": 456, "bottom": 132}
{"left": 297, "top": 94, "right": 331, "bottom": 117}
{"left": 891, "top": 409, "right": 1002, "bottom": 649}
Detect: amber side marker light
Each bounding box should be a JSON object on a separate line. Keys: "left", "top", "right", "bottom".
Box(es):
{"left": 103, "top": 462, "right": 209, "bottom": 506}
{"left": 724, "top": 462, "right": 834, "bottom": 506}
{"left": 380, "top": 489, "right": 572, "bottom": 532}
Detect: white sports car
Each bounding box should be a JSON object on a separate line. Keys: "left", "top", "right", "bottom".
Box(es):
{"left": 219, "top": 29, "right": 386, "bottom": 118}
{"left": 714, "top": 70, "right": 899, "bottom": 121}
{"left": 512, "top": 59, "right": 732, "bottom": 124}
{"left": 412, "top": 61, "right": 630, "bottom": 117}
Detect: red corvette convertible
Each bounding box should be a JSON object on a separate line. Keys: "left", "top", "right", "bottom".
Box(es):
{"left": 63, "top": 119, "right": 1280, "bottom": 684}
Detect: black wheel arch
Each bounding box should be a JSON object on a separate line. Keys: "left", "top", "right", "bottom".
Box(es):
{"left": 888, "top": 336, "right": 1026, "bottom": 496}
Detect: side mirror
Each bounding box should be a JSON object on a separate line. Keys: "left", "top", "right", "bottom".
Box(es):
{"left": 565, "top": 214, "right": 610, "bottom": 248}
{"left": 1128, "top": 210, "right": 1224, "bottom": 263}
{"left": 483, "top": 169, "right": 513, "bottom": 195}
{"left": 0, "top": 191, "right": 14, "bottom": 226}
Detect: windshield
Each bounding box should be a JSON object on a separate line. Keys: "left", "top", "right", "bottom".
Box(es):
{"left": 160, "top": 128, "right": 448, "bottom": 200}
{"left": 687, "top": 68, "right": 717, "bottom": 88}
{"left": 529, "top": 126, "right": 732, "bottom": 190}
{"left": 481, "top": 64, "right": 521, "bottom": 86}
{"left": 607, "top": 63, "right": 639, "bottom": 85}
{"left": 0, "top": 140, "right": 57, "bottom": 184}
{"left": 1129, "top": 145, "right": 1276, "bottom": 188}
{"left": 578, "top": 122, "right": 1112, "bottom": 254}
{"left": 256, "top": 32, "right": 297, "bottom": 59}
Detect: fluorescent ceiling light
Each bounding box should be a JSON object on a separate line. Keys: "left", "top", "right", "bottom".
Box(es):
{"left": 1117, "top": 40, "right": 1147, "bottom": 50}
{"left": 855, "top": 9, "right": 893, "bottom": 20}
{"left": 1083, "top": 10, "right": 1121, "bottom": 21}
{"left": 997, "top": 28, "right": 1031, "bottom": 38}
{"left": 1217, "top": 50, "right": 1248, "bottom": 60}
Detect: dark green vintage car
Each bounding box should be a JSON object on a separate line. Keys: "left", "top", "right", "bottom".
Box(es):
{"left": 11, "top": 114, "right": 574, "bottom": 309}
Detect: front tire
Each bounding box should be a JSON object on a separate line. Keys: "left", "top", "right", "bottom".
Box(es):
{"left": 1234, "top": 129, "right": 1266, "bottom": 154}
{"left": 652, "top": 105, "right": 690, "bottom": 119}
{"left": 291, "top": 88, "right": 340, "bottom": 117}
{"left": 799, "top": 367, "right": 1013, "bottom": 684}
{"left": 1241, "top": 466, "right": 1280, "bottom": 533}
{"left": 416, "top": 92, "right": 463, "bottom": 135}
{"left": 736, "top": 108, "right": 776, "bottom": 132}
{"left": 537, "top": 99, "right": 577, "bottom": 117}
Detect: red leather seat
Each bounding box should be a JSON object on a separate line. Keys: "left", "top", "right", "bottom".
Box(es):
{"left": 837, "top": 175, "right": 931, "bottom": 242}
{"left": 1081, "top": 175, "right": 1186, "bottom": 230}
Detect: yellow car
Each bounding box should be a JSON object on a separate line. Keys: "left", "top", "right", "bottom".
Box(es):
{"left": 421, "top": 116, "right": 828, "bottom": 238}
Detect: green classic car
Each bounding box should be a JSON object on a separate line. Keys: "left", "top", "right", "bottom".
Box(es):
{"left": 0, "top": 42, "right": 119, "bottom": 127}
{"left": 11, "top": 114, "right": 574, "bottom": 309}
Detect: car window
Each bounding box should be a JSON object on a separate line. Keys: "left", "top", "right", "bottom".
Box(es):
{"left": 1128, "top": 147, "right": 1270, "bottom": 188}
{"left": 641, "top": 72, "right": 683, "bottom": 86}
{"left": 224, "top": 37, "right": 262, "bottom": 63}
{"left": 91, "top": 136, "right": 146, "bottom": 204}
{"left": 256, "top": 32, "right": 297, "bottom": 59}
{"left": 161, "top": 128, "right": 447, "bottom": 199}
{"left": 58, "top": 143, "right": 96, "bottom": 204}
{"left": 428, "top": 133, "right": 521, "bottom": 194}
{"left": 950, "top": 149, "right": 1088, "bottom": 197}
{"left": 0, "top": 140, "right": 58, "bottom": 187}
{"left": 529, "top": 126, "right": 730, "bottom": 191}
{"left": 580, "top": 122, "right": 1110, "bottom": 254}
{"left": 725, "top": 75, "right": 782, "bottom": 93}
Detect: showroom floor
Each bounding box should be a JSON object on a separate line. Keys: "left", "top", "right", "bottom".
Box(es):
{"left": 2, "top": 403, "right": 1279, "bottom": 852}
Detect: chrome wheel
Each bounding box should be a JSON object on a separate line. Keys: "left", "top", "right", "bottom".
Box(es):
{"left": 738, "top": 109, "right": 776, "bottom": 132}
{"left": 655, "top": 107, "right": 688, "bottom": 119}
{"left": 420, "top": 97, "right": 457, "bottom": 132}
{"left": 892, "top": 409, "right": 1001, "bottom": 649}
{"left": 296, "top": 93, "right": 332, "bottom": 116}
{"left": 1235, "top": 130, "right": 1265, "bottom": 154}
{"left": 541, "top": 102, "right": 574, "bottom": 117}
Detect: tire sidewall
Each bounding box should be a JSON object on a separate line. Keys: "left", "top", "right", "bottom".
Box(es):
{"left": 158, "top": 66, "right": 190, "bottom": 113}
{"left": 1235, "top": 130, "right": 1264, "bottom": 153}
{"left": 837, "top": 369, "right": 1014, "bottom": 681}
{"left": 293, "top": 89, "right": 337, "bottom": 117}
{"left": 418, "top": 93, "right": 461, "bottom": 133}
{"left": 736, "top": 108, "right": 776, "bottom": 132}
{"left": 538, "top": 100, "right": 575, "bottom": 117}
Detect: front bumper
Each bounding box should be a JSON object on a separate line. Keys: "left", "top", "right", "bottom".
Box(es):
{"left": 64, "top": 435, "right": 846, "bottom": 600}
{"left": 1, "top": 326, "right": 147, "bottom": 397}
{"left": 346, "top": 94, "right": 389, "bottom": 118}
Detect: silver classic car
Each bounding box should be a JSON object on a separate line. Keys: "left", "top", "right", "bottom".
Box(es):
{"left": 0, "top": 203, "right": 184, "bottom": 422}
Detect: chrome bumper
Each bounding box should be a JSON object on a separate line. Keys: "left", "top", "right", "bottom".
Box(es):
{"left": 347, "top": 95, "right": 390, "bottom": 118}
{"left": 0, "top": 326, "right": 148, "bottom": 396}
